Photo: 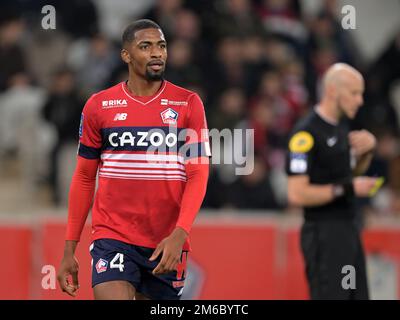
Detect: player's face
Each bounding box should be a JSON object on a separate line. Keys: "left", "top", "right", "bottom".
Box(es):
{"left": 337, "top": 75, "right": 364, "bottom": 119}
{"left": 123, "top": 28, "right": 167, "bottom": 81}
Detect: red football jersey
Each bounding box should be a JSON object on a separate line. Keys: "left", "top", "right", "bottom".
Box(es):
{"left": 78, "top": 81, "right": 210, "bottom": 250}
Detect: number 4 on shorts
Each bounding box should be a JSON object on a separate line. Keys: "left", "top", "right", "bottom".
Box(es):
{"left": 110, "top": 253, "right": 124, "bottom": 272}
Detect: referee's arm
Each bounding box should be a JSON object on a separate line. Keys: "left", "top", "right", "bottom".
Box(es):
{"left": 288, "top": 175, "right": 336, "bottom": 207}
{"left": 288, "top": 175, "right": 378, "bottom": 207}
{"left": 349, "top": 130, "right": 376, "bottom": 176}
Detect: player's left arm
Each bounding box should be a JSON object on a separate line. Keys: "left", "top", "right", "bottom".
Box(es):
{"left": 150, "top": 93, "right": 210, "bottom": 275}
{"left": 349, "top": 129, "right": 376, "bottom": 176}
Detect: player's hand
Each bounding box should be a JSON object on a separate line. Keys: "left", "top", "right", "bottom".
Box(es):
{"left": 149, "top": 227, "right": 188, "bottom": 275}
{"left": 353, "top": 176, "right": 379, "bottom": 197}
{"left": 57, "top": 254, "right": 80, "bottom": 297}
{"left": 349, "top": 130, "right": 376, "bottom": 157}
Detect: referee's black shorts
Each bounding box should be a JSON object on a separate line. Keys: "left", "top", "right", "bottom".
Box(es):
{"left": 300, "top": 218, "right": 369, "bottom": 300}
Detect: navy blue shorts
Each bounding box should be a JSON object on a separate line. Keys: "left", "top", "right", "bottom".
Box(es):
{"left": 90, "top": 238, "right": 188, "bottom": 300}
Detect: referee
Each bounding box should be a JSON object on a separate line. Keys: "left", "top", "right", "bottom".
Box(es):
{"left": 286, "top": 63, "right": 379, "bottom": 300}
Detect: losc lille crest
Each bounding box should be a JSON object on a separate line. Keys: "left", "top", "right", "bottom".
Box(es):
{"left": 161, "top": 108, "right": 178, "bottom": 125}
{"left": 95, "top": 258, "right": 108, "bottom": 273}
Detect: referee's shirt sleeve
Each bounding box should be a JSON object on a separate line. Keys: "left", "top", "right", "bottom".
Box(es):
{"left": 77, "top": 95, "right": 102, "bottom": 159}
{"left": 285, "top": 130, "right": 315, "bottom": 176}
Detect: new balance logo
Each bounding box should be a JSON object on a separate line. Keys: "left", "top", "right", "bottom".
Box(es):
{"left": 114, "top": 113, "right": 128, "bottom": 121}
{"left": 102, "top": 99, "right": 128, "bottom": 108}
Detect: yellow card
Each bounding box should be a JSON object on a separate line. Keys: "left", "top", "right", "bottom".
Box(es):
{"left": 369, "top": 177, "right": 385, "bottom": 197}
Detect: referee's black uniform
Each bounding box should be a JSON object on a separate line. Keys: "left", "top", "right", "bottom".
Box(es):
{"left": 285, "top": 109, "right": 369, "bottom": 300}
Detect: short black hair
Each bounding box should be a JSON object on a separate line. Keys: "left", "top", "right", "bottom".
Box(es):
{"left": 122, "top": 19, "right": 162, "bottom": 46}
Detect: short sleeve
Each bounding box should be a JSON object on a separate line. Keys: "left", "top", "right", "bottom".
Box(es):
{"left": 181, "top": 93, "right": 211, "bottom": 160}
{"left": 285, "top": 130, "right": 315, "bottom": 176}
{"left": 77, "top": 95, "right": 102, "bottom": 159}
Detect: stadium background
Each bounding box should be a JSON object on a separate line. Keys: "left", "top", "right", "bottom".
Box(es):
{"left": 0, "top": 0, "right": 399, "bottom": 299}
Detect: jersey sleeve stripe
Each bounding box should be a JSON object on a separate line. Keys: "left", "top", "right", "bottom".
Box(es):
{"left": 101, "top": 153, "right": 185, "bottom": 164}
{"left": 98, "top": 172, "right": 187, "bottom": 181}
{"left": 78, "top": 143, "right": 101, "bottom": 159}
{"left": 100, "top": 168, "right": 186, "bottom": 177}
{"left": 180, "top": 142, "right": 212, "bottom": 160}
{"left": 102, "top": 161, "right": 185, "bottom": 170}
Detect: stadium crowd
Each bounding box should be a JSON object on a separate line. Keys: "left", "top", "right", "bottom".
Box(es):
{"left": 0, "top": 0, "right": 399, "bottom": 216}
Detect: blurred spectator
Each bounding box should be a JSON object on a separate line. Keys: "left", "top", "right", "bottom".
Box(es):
{"left": 0, "top": 73, "right": 51, "bottom": 196}
{"left": 238, "top": 96, "right": 277, "bottom": 163}
{"left": 211, "top": 0, "right": 265, "bottom": 39}
{"left": 185, "top": 83, "right": 207, "bottom": 103}
{"left": 202, "top": 166, "right": 231, "bottom": 209}
{"left": 53, "top": 0, "right": 99, "bottom": 38}
{"left": 372, "top": 188, "right": 400, "bottom": 218}
{"left": 209, "top": 87, "right": 246, "bottom": 130}
{"left": 242, "top": 35, "right": 274, "bottom": 96}
{"left": 164, "top": 39, "right": 202, "bottom": 87}
{"left": 143, "top": 0, "right": 183, "bottom": 40}
{"left": 306, "top": 0, "right": 362, "bottom": 66}
{"left": 263, "top": 36, "right": 295, "bottom": 68}
{"left": 41, "top": 68, "right": 83, "bottom": 205}
{"left": 361, "top": 30, "right": 400, "bottom": 134}
{"left": 172, "top": 8, "right": 201, "bottom": 42}
{"left": 256, "top": 0, "right": 307, "bottom": 53}
{"left": 206, "top": 36, "right": 244, "bottom": 102}
{"left": 281, "top": 59, "right": 308, "bottom": 115}
{"left": 168, "top": 8, "right": 209, "bottom": 67}
{"left": 24, "top": 27, "right": 70, "bottom": 89}
{"left": 305, "top": 0, "right": 363, "bottom": 103}
{"left": 367, "top": 30, "right": 400, "bottom": 103}
{"left": 367, "top": 130, "right": 399, "bottom": 180}
{"left": 67, "top": 33, "right": 119, "bottom": 96}
{"left": 362, "top": 130, "right": 400, "bottom": 217}
{"left": 228, "top": 154, "right": 282, "bottom": 209}
{"left": 0, "top": 11, "right": 26, "bottom": 91}
{"left": 250, "top": 69, "right": 300, "bottom": 148}
{"left": 107, "top": 63, "right": 130, "bottom": 89}
{"left": 308, "top": 45, "right": 338, "bottom": 101}
{"left": 375, "top": 131, "right": 400, "bottom": 188}
{"left": 11, "top": 0, "right": 99, "bottom": 38}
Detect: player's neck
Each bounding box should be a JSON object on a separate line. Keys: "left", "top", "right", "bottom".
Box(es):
{"left": 316, "top": 101, "right": 339, "bottom": 125}
{"left": 126, "top": 76, "right": 163, "bottom": 97}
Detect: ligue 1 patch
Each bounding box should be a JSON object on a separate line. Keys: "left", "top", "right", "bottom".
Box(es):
{"left": 289, "top": 131, "right": 314, "bottom": 153}
{"left": 79, "top": 113, "right": 84, "bottom": 138}
{"left": 161, "top": 108, "right": 178, "bottom": 125}
{"left": 95, "top": 258, "right": 108, "bottom": 273}
{"left": 290, "top": 153, "right": 308, "bottom": 173}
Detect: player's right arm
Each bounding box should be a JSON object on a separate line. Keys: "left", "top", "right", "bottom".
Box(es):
{"left": 57, "top": 95, "right": 102, "bottom": 297}
{"left": 57, "top": 157, "right": 99, "bottom": 296}
{"left": 286, "top": 130, "right": 378, "bottom": 207}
